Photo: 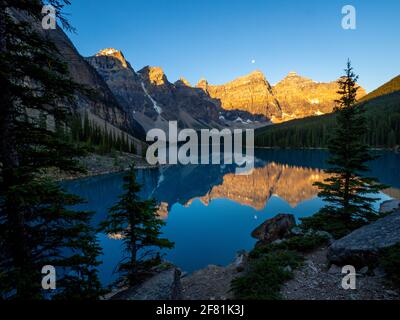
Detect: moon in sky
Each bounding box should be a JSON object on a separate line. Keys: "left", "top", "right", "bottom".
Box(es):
{"left": 251, "top": 59, "right": 256, "bottom": 64}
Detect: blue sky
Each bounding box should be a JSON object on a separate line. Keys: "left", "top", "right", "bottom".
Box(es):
{"left": 66, "top": 0, "right": 400, "bottom": 92}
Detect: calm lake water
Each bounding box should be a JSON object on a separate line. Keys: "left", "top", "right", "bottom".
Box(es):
{"left": 63, "top": 149, "right": 400, "bottom": 285}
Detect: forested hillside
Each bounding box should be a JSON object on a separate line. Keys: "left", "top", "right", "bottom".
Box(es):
{"left": 255, "top": 86, "right": 400, "bottom": 149}
{"left": 68, "top": 112, "right": 137, "bottom": 154}
{"left": 360, "top": 75, "right": 400, "bottom": 103}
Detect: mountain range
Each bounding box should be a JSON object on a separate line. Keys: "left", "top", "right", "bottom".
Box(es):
{"left": 197, "top": 70, "right": 366, "bottom": 123}
{"left": 85, "top": 47, "right": 368, "bottom": 137}
{"left": 24, "top": 11, "right": 397, "bottom": 153}
{"left": 86, "top": 48, "right": 266, "bottom": 134}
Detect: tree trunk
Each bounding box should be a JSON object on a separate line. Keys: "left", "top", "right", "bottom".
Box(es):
{"left": 128, "top": 211, "right": 137, "bottom": 286}
{"left": 0, "top": 4, "right": 20, "bottom": 177}
{"left": 343, "top": 172, "right": 351, "bottom": 218}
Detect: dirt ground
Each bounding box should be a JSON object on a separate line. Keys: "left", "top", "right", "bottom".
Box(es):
{"left": 181, "top": 247, "right": 400, "bottom": 301}
{"left": 181, "top": 264, "right": 242, "bottom": 300}
{"left": 281, "top": 247, "right": 400, "bottom": 300}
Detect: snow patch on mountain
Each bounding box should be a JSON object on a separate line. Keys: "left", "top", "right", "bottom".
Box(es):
{"left": 234, "top": 117, "right": 252, "bottom": 124}
{"left": 140, "top": 81, "right": 162, "bottom": 114}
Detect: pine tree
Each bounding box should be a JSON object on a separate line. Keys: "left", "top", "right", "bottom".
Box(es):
{"left": 307, "top": 61, "right": 387, "bottom": 235}
{"left": 100, "top": 166, "right": 174, "bottom": 286}
{"left": 0, "top": 1, "right": 102, "bottom": 299}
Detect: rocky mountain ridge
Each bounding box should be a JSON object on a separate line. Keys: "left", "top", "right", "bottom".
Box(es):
{"left": 88, "top": 47, "right": 369, "bottom": 133}
{"left": 87, "top": 48, "right": 268, "bottom": 134}
{"left": 272, "top": 71, "right": 367, "bottom": 122}
{"left": 197, "top": 71, "right": 282, "bottom": 121}
{"left": 360, "top": 74, "right": 400, "bottom": 103}
{"left": 197, "top": 70, "right": 367, "bottom": 123}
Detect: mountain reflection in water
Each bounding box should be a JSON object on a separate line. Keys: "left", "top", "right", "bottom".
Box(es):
{"left": 185, "top": 163, "right": 329, "bottom": 211}
{"left": 63, "top": 149, "right": 400, "bottom": 284}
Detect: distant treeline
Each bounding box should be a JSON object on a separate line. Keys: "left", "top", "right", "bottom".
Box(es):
{"left": 68, "top": 112, "right": 136, "bottom": 154}
{"left": 255, "top": 92, "right": 400, "bottom": 149}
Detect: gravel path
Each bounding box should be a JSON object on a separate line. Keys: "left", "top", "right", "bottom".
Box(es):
{"left": 281, "top": 247, "right": 400, "bottom": 300}
{"left": 181, "top": 264, "right": 243, "bottom": 300}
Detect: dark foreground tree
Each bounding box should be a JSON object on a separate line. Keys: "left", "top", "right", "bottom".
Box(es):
{"left": 100, "top": 166, "right": 174, "bottom": 286}
{"left": 0, "top": 1, "right": 102, "bottom": 299}
{"left": 302, "top": 61, "right": 387, "bottom": 238}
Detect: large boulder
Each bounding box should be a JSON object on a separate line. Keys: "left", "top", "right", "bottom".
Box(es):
{"left": 328, "top": 210, "right": 400, "bottom": 266}
{"left": 251, "top": 213, "right": 296, "bottom": 243}
{"left": 380, "top": 199, "right": 400, "bottom": 214}
{"left": 111, "top": 267, "right": 182, "bottom": 300}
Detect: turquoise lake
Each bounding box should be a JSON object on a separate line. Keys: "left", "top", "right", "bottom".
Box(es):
{"left": 63, "top": 149, "right": 400, "bottom": 285}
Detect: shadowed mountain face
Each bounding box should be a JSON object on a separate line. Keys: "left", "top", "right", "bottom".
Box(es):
{"left": 40, "top": 35, "right": 130, "bottom": 132}
{"left": 22, "top": 19, "right": 123, "bottom": 127}
{"left": 87, "top": 49, "right": 268, "bottom": 133}
{"left": 137, "top": 65, "right": 222, "bottom": 131}
{"left": 12, "top": 12, "right": 146, "bottom": 149}
{"left": 86, "top": 49, "right": 164, "bottom": 133}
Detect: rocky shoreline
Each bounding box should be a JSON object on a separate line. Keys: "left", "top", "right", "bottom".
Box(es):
{"left": 255, "top": 146, "right": 400, "bottom": 152}
{"left": 104, "top": 252, "right": 248, "bottom": 301}
{"left": 45, "top": 152, "right": 158, "bottom": 181}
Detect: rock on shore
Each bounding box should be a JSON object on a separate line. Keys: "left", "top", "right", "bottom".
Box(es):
{"left": 110, "top": 267, "right": 182, "bottom": 300}
{"left": 251, "top": 213, "right": 296, "bottom": 243}
{"left": 181, "top": 252, "right": 248, "bottom": 300}
{"left": 328, "top": 209, "right": 400, "bottom": 266}
{"left": 380, "top": 199, "right": 400, "bottom": 214}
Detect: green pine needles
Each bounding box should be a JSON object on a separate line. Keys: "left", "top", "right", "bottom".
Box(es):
{"left": 302, "top": 61, "right": 387, "bottom": 236}
{"left": 100, "top": 166, "right": 174, "bottom": 287}
{"left": 0, "top": 0, "right": 103, "bottom": 299}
